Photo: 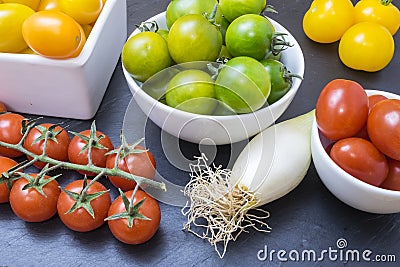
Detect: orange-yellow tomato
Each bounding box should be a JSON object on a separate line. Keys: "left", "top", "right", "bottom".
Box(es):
{"left": 22, "top": 10, "right": 86, "bottom": 59}
{"left": 37, "top": 0, "right": 61, "bottom": 11}
{"left": 338, "top": 21, "right": 394, "bottom": 72}
{"left": 59, "top": 0, "right": 103, "bottom": 25}
{"left": 0, "top": 3, "right": 35, "bottom": 53}
{"left": 2, "top": 0, "right": 40, "bottom": 10}
{"left": 80, "top": 24, "right": 93, "bottom": 39}
{"left": 354, "top": 0, "right": 400, "bottom": 35}
{"left": 303, "top": 0, "right": 355, "bottom": 43}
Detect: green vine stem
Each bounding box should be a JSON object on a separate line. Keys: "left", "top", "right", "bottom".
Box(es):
{"left": 0, "top": 120, "right": 166, "bottom": 192}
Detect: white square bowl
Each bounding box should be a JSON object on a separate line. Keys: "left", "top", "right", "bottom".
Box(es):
{"left": 0, "top": 0, "right": 127, "bottom": 119}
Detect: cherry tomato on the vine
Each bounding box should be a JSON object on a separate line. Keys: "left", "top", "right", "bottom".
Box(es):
{"left": 367, "top": 99, "right": 400, "bottom": 161}
{"left": 316, "top": 79, "right": 369, "bottom": 141}
{"left": 338, "top": 21, "right": 394, "bottom": 72}
{"left": 106, "top": 145, "right": 156, "bottom": 191}
{"left": 68, "top": 128, "right": 113, "bottom": 176}
{"left": 0, "top": 112, "right": 25, "bottom": 158}
{"left": 107, "top": 189, "right": 161, "bottom": 245}
{"left": 354, "top": 0, "right": 400, "bottom": 35}
{"left": 23, "top": 123, "right": 70, "bottom": 169}
{"left": 57, "top": 179, "right": 111, "bottom": 232}
{"left": 0, "top": 156, "right": 19, "bottom": 203}
{"left": 303, "top": 0, "right": 355, "bottom": 43}
{"left": 9, "top": 173, "right": 60, "bottom": 222}
{"left": 330, "top": 137, "right": 388, "bottom": 187}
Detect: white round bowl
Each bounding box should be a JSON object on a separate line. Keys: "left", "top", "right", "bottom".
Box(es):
{"left": 311, "top": 89, "right": 400, "bottom": 214}
{"left": 123, "top": 12, "right": 304, "bottom": 145}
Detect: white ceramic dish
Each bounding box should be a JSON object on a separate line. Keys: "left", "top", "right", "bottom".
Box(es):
{"left": 0, "top": 0, "right": 127, "bottom": 119}
{"left": 123, "top": 12, "right": 304, "bottom": 145}
{"left": 311, "top": 89, "right": 400, "bottom": 214}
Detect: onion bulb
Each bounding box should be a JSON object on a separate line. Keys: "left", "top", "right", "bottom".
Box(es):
{"left": 182, "top": 110, "right": 315, "bottom": 258}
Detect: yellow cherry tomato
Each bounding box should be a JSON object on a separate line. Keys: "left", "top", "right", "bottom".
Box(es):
{"left": 354, "top": 0, "right": 400, "bottom": 35}
{"left": 22, "top": 10, "right": 86, "bottom": 59}
{"left": 0, "top": 3, "right": 35, "bottom": 53}
{"left": 37, "top": 0, "right": 61, "bottom": 11}
{"left": 59, "top": 0, "right": 103, "bottom": 25}
{"left": 338, "top": 21, "right": 394, "bottom": 72}
{"left": 80, "top": 24, "right": 93, "bottom": 39}
{"left": 303, "top": 0, "right": 355, "bottom": 43}
{"left": 2, "top": 0, "right": 40, "bottom": 10}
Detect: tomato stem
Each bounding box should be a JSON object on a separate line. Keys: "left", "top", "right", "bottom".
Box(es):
{"left": 381, "top": 0, "right": 392, "bottom": 6}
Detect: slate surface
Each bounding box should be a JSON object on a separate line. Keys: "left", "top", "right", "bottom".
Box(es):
{"left": 1, "top": 0, "right": 400, "bottom": 266}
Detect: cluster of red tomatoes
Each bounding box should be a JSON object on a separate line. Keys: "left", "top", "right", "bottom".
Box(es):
{"left": 316, "top": 79, "right": 400, "bottom": 190}
{"left": 303, "top": 0, "right": 400, "bottom": 72}
{"left": 0, "top": 107, "right": 161, "bottom": 245}
{"left": 0, "top": 0, "right": 106, "bottom": 58}
{"left": 122, "top": 0, "right": 300, "bottom": 115}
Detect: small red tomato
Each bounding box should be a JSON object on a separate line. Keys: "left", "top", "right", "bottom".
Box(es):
{"left": 0, "top": 113, "right": 25, "bottom": 158}
{"left": 380, "top": 158, "right": 400, "bottom": 191}
{"left": 368, "top": 99, "right": 400, "bottom": 160}
{"left": 316, "top": 79, "right": 369, "bottom": 141}
{"left": 0, "top": 102, "right": 6, "bottom": 112}
{"left": 330, "top": 137, "right": 388, "bottom": 186}
{"left": 57, "top": 179, "right": 111, "bottom": 232}
{"left": 107, "top": 189, "right": 161, "bottom": 245}
{"left": 68, "top": 128, "right": 114, "bottom": 176}
{"left": 23, "top": 123, "right": 70, "bottom": 169}
{"left": 9, "top": 173, "right": 60, "bottom": 222}
{"left": 0, "top": 156, "right": 19, "bottom": 203}
{"left": 106, "top": 145, "right": 156, "bottom": 191}
{"left": 368, "top": 94, "right": 388, "bottom": 113}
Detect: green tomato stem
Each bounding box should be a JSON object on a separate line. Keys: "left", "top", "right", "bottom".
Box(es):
{"left": 381, "top": 0, "right": 392, "bottom": 6}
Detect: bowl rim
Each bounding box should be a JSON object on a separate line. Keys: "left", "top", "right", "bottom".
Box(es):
{"left": 123, "top": 11, "right": 305, "bottom": 121}
{"left": 0, "top": 0, "right": 117, "bottom": 66}
{"left": 313, "top": 88, "right": 400, "bottom": 198}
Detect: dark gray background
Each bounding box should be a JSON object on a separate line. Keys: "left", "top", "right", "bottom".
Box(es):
{"left": 1, "top": 0, "right": 400, "bottom": 266}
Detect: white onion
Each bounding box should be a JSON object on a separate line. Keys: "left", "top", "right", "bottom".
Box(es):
{"left": 182, "top": 110, "right": 315, "bottom": 258}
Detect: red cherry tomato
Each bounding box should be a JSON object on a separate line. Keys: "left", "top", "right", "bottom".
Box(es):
{"left": 106, "top": 145, "right": 156, "bottom": 191}
{"left": 0, "top": 101, "right": 6, "bottom": 112}
{"left": 380, "top": 158, "right": 400, "bottom": 191}
{"left": 368, "top": 94, "right": 388, "bottom": 113}
{"left": 57, "top": 179, "right": 111, "bottom": 232}
{"left": 316, "top": 79, "right": 369, "bottom": 141}
{"left": 68, "top": 129, "right": 114, "bottom": 176}
{"left": 0, "top": 156, "right": 19, "bottom": 203}
{"left": 23, "top": 123, "right": 70, "bottom": 169}
{"left": 0, "top": 112, "right": 25, "bottom": 158}
{"left": 367, "top": 99, "right": 400, "bottom": 160}
{"left": 107, "top": 189, "right": 161, "bottom": 244}
{"left": 9, "top": 174, "right": 60, "bottom": 222}
{"left": 330, "top": 137, "right": 388, "bottom": 186}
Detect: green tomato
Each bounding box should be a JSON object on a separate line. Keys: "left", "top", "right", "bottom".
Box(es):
{"left": 122, "top": 32, "right": 173, "bottom": 82}
{"left": 157, "top": 29, "right": 169, "bottom": 41}
{"left": 215, "top": 56, "right": 271, "bottom": 114}
{"left": 219, "top": 0, "right": 266, "bottom": 22}
{"left": 165, "top": 0, "right": 223, "bottom": 29}
{"left": 225, "top": 14, "right": 275, "bottom": 60}
{"left": 165, "top": 69, "right": 217, "bottom": 115}
{"left": 167, "top": 14, "right": 222, "bottom": 64}
{"left": 260, "top": 59, "right": 302, "bottom": 104}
